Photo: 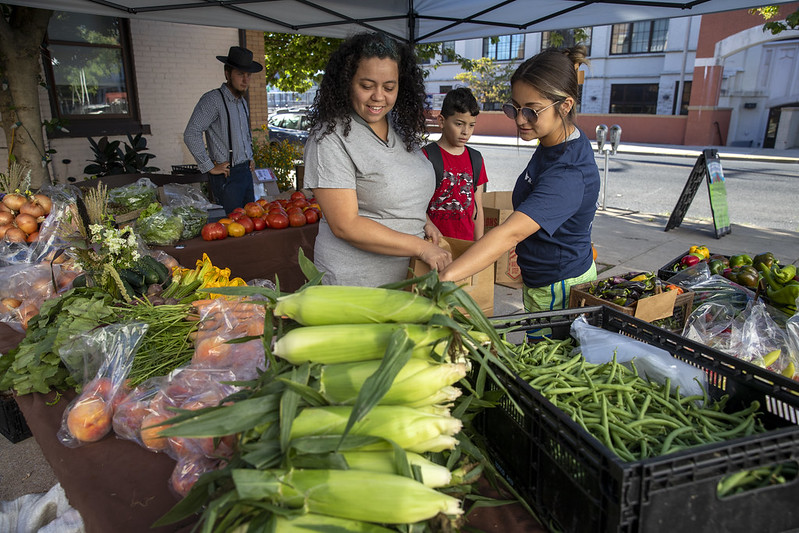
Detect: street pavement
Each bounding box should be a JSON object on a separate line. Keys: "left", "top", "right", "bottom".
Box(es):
{"left": 2, "top": 138, "right": 799, "bottom": 504}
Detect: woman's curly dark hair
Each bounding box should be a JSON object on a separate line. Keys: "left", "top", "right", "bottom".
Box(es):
{"left": 308, "top": 32, "right": 428, "bottom": 152}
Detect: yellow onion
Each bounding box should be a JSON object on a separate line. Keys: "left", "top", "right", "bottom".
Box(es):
{"left": 0, "top": 212, "right": 13, "bottom": 226}
{"left": 19, "top": 200, "right": 45, "bottom": 218}
{"left": 2, "top": 193, "right": 26, "bottom": 212}
{"left": 4, "top": 227, "right": 27, "bottom": 242}
{"left": 32, "top": 194, "right": 52, "bottom": 215}
{"left": 14, "top": 213, "right": 38, "bottom": 235}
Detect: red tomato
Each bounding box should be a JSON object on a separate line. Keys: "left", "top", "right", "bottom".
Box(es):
{"left": 290, "top": 191, "right": 306, "bottom": 201}
{"left": 201, "top": 222, "right": 227, "bottom": 241}
{"left": 228, "top": 211, "right": 244, "bottom": 221}
{"left": 292, "top": 199, "right": 310, "bottom": 209}
{"left": 266, "top": 212, "right": 289, "bottom": 229}
{"left": 288, "top": 211, "right": 307, "bottom": 227}
{"left": 252, "top": 216, "right": 266, "bottom": 231}
{"left": 238, "top": 215, "right": 255, "bottom": 233}
{"left": 286, "top": 206, "right": 304, "bottom": 216}
{"left": 303, "top": 209, "right": 319, "bottom": 224}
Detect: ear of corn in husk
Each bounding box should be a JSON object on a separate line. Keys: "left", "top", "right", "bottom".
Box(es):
{"left": 272, "top": 324, "right": 450, "bottom": 365}
{"left": 273, "top": 285, "right": 448, "bottom": 325}
{"left": 270, "top": 512, "right": 395, "bottom": 532}
{"left": 319, "top": 359, "right": 467, "bottom": 405}
{"left": 288, "top": 405, "right": 462, "bottom": 453}
{"left": 341, "top": 450, "right": 452, "bottom": 488}
{"left": 232, "top": 468, "right": 463, "bottom": 524}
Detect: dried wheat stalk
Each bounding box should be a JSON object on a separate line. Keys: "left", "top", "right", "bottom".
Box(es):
{"left": 0, "top": 162, "right": 32, "bottom": 194}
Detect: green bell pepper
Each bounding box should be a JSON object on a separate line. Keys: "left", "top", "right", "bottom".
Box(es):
{"left": 733, "top": 265, "right": 760, "bottom": 288}
{"left": 708, "top": 259, "right": 726, "bottom": 276}
{"left": 729, "top": 254, "right": 753, "bottom": 268}
{"left": 753, "top": 252, "right": 776, "bottom": 271}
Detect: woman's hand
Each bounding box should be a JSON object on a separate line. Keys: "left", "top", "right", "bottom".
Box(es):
{"left": 419, "top": 240, "right": 452, "bottom": 271}
{"left": 424, "top": 218, "right": 442, "bottom": 246}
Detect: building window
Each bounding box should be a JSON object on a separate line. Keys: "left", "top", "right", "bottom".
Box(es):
{"left": 483, "top": 34, "right": 525, "bottom": 61}
{"left": 441, "top": 41, "right": 456, "bottom": 62}
{"left": 673, "top": 80, "right": 692, "bottom": 115}
{"left": 541, "top": 28, "right": 592, "bottom": 55}
{"left": 610, "top": 83, "right": 658, "bottom": 114}
{"left": 42, "top": 11, "right": 145, "bottom": 137}
{"left": 439, "top": 85, "right": 453, "bottom": 94}
{"left": 610, "top": 19, "right": 668, "bottom": 55}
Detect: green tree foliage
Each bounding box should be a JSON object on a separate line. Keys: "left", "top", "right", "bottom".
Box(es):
{"left": 750, "top": 5, "right": 799, "bottom": 34}
{"left": 454, "top": 57, "right": 516, "bottom": 108}
{"left": 263, "top": 33, "right": 342, "bottom": 93}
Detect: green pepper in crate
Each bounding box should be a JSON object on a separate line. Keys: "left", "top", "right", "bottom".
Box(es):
{"left": 753, "top": 252, "right": 776, "bottom": 271}
{"left": 761, "top": 267, "right": 799, "bottom": 312}
{"left": 733, "top": 265, "right": 760, "bottom": 288}
{"left": 729, "top": 254, "right": 753, "bottom": 268}
{"left": 708, "top": 259, "right": 726, "bottom": 275}
{"left": 773, "top": 264, "right": 797, "bottom": 285}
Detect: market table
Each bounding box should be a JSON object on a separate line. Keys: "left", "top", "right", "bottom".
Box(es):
{"left": 15, "top": 388, "right": 546, "bottom": 533}
{"left": 154, "top": 224, "right": 318, "bottom": 293}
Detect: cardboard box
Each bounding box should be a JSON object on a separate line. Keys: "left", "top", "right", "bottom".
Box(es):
{"left": 410, "top": 237, "right": 495, "bottom": 317}
{"left": 482, "top": 191, "right": 523, "bottom": 289}
{"left": 568, "top": 276, "right": 695, "bottom": 331}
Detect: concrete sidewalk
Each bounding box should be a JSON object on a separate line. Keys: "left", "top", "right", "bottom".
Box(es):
{"left": 466, "top": 134, "right": 799, "bottom": 163}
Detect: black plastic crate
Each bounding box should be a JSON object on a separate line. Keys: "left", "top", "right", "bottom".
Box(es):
{"left": 479, "top": 306, "right": 799, "bottom": 533}
{"left": 1, "top": 393, "right": 32, "bottom": 443}
{"left": 171, "top": 164, "right": 201, "bottom": 175}
{"left": 657, "top": 250, "right": 734, "bottom": 282}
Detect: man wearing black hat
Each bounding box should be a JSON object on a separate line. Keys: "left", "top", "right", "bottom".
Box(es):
{"left": 184, "top": 46, "right": 263, "bottom": 213}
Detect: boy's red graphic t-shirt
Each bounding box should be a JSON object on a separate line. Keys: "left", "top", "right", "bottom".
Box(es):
{"left": 425, "top": 146, "right": 488, "bottom": 241}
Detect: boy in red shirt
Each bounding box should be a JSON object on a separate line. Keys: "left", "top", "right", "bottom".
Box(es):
{"left": 424, "top": 88, "right": 489, "bottom": 241}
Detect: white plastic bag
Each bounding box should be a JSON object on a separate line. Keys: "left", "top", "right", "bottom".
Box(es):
{"left": 570, "top": 315, "right": 707, "bottom": 397}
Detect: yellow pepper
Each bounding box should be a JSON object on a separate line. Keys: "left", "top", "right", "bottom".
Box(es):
{"left": 689, "top": 245, "right": 710, "bottom": 260}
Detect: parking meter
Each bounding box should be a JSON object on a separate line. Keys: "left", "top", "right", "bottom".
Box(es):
{"left": 608, "top": 125, "right": 622, "bottom": 155}
{"left": 595, "top": 124, "right": 608, "bottom": 153}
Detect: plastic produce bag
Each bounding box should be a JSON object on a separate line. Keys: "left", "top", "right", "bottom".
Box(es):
{"left": 134, "top": 205, "right": 184, "bottom": 246}
{"left": 570, "top": 315, "right": 706, "bottom": 397}
{"left": 107, "top": 177, "right": 158, "bottom": 212}
{"left": 191, "top": 298, "right": 266, "bottom": 380}
{"left": 57, "top": 322, "right": 148, "bottom": 447}
{"left": 112, "top": 376, "right": 166, "bottom": 443}
{"left": 161, "top": 183, "right": 219, "bottom": 210}
{"left": 142, "top": 367, "right": 239, "bottom": 456}
{"left": 171, "top": 205, "right": 207, "bottom": 240}
{"left": 684, "top": 300, "right": 798, "bottom": 377}
{"left": 0, "top": 262, "right": 80, "bottom": 331}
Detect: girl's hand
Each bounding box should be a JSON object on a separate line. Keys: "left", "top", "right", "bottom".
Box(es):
{"left": 424, "top": 218, "right": 442, "bottom": 246}
{"left": 419, "top": 240, "right": 452, "bottom": 271}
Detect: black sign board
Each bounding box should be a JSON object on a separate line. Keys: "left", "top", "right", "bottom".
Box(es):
{"left": 665, "top": 148, "right": 731, "bottom": 238}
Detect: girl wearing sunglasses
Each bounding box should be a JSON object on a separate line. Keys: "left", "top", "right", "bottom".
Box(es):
{"left": 440, "top": 45, "right": 600, "bottom": 317}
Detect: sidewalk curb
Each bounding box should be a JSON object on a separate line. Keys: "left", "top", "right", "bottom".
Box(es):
{"left": 466, "top": 137, "right": 799, "bottom": 164}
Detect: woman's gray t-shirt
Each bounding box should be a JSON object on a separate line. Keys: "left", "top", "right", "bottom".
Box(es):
{"left": 303, "top": 114, "right": 434, "bottom": 286}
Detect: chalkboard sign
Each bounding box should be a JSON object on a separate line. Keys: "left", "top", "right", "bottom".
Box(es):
{"left": 665, "top": 148, "right": 731, "bottom": 238}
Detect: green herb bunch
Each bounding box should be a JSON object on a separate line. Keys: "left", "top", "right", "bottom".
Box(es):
{"left": 252, "top": 132, "right": 304, "bottom": 192}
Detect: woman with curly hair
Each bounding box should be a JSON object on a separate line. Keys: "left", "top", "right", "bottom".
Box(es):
{"left": 303, "top": 32, "right": 451, "bottom": 287}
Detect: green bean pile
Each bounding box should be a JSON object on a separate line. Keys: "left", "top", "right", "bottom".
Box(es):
{"left": 507, "top": 338, "right": 765, "bottom": 461}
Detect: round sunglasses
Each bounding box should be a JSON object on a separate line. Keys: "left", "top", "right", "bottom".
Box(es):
{"left": 502, "top": 100, "right": 562, "bottom": 123}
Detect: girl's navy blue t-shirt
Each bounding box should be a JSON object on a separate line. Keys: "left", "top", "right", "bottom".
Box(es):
{"left": 511, "top": 129, "right": 600, "bottom": 287}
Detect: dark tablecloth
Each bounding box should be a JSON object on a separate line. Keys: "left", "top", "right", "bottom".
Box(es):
{"left": 15, "top": 388, "right": 546, "bottom": 533}
{"left": 154, "top": 223, "right": 318, "bottom": 293}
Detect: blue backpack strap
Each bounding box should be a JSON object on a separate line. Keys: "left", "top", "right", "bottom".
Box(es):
{"left": 424, "top": 142, "right": 445, "bottom": 189}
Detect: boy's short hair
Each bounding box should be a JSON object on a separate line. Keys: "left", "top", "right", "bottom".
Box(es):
{"left": 441, "top": 87, "right": 480, "bottom": 118}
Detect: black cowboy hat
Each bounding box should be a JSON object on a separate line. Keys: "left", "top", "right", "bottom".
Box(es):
{"left": 216, "top": 46, "right": 263, "bottom": 73}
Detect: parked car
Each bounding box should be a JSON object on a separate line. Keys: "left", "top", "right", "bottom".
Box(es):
{"left": 268, "top": 112, "right": 310, "bottom": 144}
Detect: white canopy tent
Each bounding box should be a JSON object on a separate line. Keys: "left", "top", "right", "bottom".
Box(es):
{"left": 4, "top": 0, "right": 797, "bottom": 43}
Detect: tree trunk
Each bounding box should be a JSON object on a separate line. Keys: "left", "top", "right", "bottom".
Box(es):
{"left": 0, "top": 6, "right": 53, "bottom": 190}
